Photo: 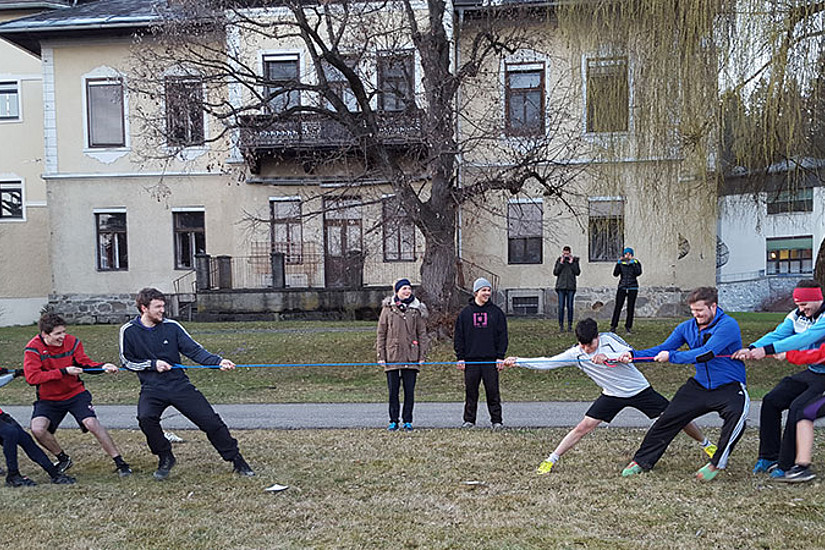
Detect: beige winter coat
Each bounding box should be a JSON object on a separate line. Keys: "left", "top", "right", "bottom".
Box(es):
{"left": 376, "top": 296, "right": 429, "bottom": 371}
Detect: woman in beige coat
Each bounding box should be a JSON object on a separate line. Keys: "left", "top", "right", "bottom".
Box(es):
{"left": 376, "top": 278, "right": 428, "bottom": 431}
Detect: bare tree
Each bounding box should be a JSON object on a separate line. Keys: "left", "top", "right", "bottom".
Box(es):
{"left": 130, "top": 0, "right": 588, "bottom": 331}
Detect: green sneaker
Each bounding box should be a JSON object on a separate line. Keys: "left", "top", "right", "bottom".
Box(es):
{"left": 703, "top": 444, "right": 717, "bottom": 459}
{"left": 696, "top": 463, "right": 719, "bottom": 482}
{"left": 622, "top": 461, "right": 644, "bottom": 477}
{"left": 536, "top": 459, "right": 555, "bottom": 475}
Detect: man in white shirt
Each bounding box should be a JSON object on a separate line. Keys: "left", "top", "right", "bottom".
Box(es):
{"left": 504, "top": 318, "right": 715, "bottom": 474}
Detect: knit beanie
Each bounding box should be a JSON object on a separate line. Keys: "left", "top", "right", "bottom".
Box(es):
{"left": 623, "top": 247, "right": 634, "bottom": 255}
{"left": 473, "top": 277, "right": 492, "bottom": 293}
{"left": 394, "top": 278, "right": 412, "bottom": 293}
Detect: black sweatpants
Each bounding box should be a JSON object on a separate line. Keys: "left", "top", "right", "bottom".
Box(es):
{"left": 137, "top": 381, "right": 239, "bottom": 461}
{"left": 387, "top": 368, "right": 418, "bottom": 424}
{"left": 758, "top": 368, "right": 825, "bottom": 470}
{"left": 633, "top": 378, "right": 749, "bottom": 470}
{"left": 463, "top": 359, "right": 502, "bottom": 425}
{"left": 611, "top": 288, "right": 638, "bottom": 330}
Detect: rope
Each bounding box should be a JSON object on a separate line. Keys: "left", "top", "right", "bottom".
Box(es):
{"left": 82, "top": 354, "right": 736, "bottom": 372}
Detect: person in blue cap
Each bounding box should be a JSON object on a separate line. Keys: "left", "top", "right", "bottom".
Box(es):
{"left": 454, "top": 277, "right": 509, "bottom": 430}
{"left": 610, "top": 247, "right": 642, "bottom": 334}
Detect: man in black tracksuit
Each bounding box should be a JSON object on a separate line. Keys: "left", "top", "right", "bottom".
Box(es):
{"left": 454, "top": 278, "right": 509, "bottom": 429}
{"left": 119, "top": 287, "right": 254, "bottom": 480}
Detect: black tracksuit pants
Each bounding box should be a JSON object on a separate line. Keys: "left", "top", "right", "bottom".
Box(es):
{"left": 137, "top": 380, "right": 239, "bottom": 461}
{"left": 1, "top": 412, "right": 58, "bottom": 476}
{"left": 758, "top": 369, "right": 825, "bottom": 470}
{"left": 463, "top": 359, "right": 502, "bottom": 425}
{"left": 633, "top": 378, "right": 749, "bottom": 470}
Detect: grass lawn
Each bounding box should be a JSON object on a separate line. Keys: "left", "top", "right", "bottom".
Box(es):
{"left": 0, "top": 428, "right": 823, "bottom": 549}
{"left": 0, "top": 314, "right": 791, "bottom": 405}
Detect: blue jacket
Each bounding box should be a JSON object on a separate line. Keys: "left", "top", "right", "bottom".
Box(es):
{"left": 750, "top": 303, "right": 825, "bottom": 374}
{"left": 633, "top": 307, "right": 746, "bottom": 389}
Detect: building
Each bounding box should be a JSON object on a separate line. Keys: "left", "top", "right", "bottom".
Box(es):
{"left": 718, "top": 159, "right": 825, "bottom": 311}
{"left": 0, "top": 0, "right": 719, "bottom": 323}
{"left": 0, "top": 1, "right": 70, "bottom": 326}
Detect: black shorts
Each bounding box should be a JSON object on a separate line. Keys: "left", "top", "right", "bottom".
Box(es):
{"left": 585, "top": 386, "right": 669, "bottom": 423}
{"left": 32, "top": 390, "right": 96, "bottom": 433}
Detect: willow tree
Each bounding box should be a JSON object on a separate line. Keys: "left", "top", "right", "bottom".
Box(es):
{"left": 560, "top": 0, "right": 825, "bottom": 286}
{"left": 131, "top": 0, "right": 586, "bottom": 331}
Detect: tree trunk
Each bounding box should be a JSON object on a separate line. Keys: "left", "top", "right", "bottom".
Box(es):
{"left": 418, "top": 224, "right": 460, "bottom": 340}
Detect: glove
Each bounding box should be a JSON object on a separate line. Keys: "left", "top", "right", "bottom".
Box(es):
{"left": 13, "top": 369, "right": 24, "bottom": 378}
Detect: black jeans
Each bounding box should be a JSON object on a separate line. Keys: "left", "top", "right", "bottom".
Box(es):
{"left": 758, "top": 369, "right": 825, "bottom": 470}
{"left": 633, "top": 378, "right": 749, "bottom": 470}
{"left": 463, "top": 359, "right": 502, "bottom": 425}
{"left": 137, "top": 381, "right": 239, "bottom": 461}
{"left": 611, "top": 288, "right": 638, "bottom": 330}
{"left": 1, "top": 412, "right": 56, "bottom": 476}
{"left": 556, "top": 289, "right": 575, "bottom": 328}
{"left": 387, "top": 369, "right": 418, "bottom": 424}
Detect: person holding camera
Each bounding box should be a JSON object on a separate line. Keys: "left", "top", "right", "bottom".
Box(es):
{"left": 553, "top": 246, "right": 581, "bottom": 332}
{"left": 610, "top": 247, "right": 642, "bottom": 334}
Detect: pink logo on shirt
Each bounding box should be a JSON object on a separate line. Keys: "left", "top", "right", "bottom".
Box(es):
{"left": 473, "top": 312, "right": 488, "bottom": 328}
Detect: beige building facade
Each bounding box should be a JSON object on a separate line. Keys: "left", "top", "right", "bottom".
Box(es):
{"left": 0, "top": 1, "right": 717, "bottom": 323}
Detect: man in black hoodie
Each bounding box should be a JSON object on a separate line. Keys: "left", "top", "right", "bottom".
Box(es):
{"left": 454, "top": 278, "right": 509, "bottom": 430}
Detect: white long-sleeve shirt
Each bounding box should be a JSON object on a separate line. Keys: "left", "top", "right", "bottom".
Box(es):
{"left": 516, "top": 332, "right": 650, "bottom": 398}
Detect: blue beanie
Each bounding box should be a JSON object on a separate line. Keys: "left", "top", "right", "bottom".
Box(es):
{"left": 623, "top": 247, "right": 634, "bottom": 255}
{"left": 394, "top": 278, "right": 412, "bottom": 293}
{"left": 473, "top": 277, "right": 492, "bottom": 293}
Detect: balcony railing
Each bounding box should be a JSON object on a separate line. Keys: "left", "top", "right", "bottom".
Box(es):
{"left": 238, "top": 110, "right": 425, "bottom": 153}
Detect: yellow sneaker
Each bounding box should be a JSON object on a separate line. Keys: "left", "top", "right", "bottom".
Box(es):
{"left": 703, "top": 444, "right": 717, "bottom": 459}
{"left": 536, "top": 459, "right": 555, "bottom": 475}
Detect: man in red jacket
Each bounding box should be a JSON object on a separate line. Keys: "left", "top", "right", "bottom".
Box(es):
{"left": 24, "top": 313, "right": 131, "bottom": 477}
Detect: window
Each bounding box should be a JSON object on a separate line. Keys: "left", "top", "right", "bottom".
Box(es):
{"left": 378, "top": 52, "right": 414, "bottom": 111}
{"left": 263, "top": 55, "right": 300, "bottom": 113}
{"left": 0, "top": 181, "right": 23, "bottom": 220}
{"left": 173, "top": 211, "right": 205, "bottom": 269}
{"left": 382, "top": 198, "right": 416, "bottom": 262}
{"left": 585, "top": 57, "right": 629, "bottom": 133}
{"left": 589, "top": 199, "right": 624, "bottom": 262}
{"left": 323, "top": 57, "right": 358, "bottom": 111}
{"left": 508, "top": 200, "right": 543, "bottom": 264}
{"left": 766, "top": 236, "right": 813, "bottom": 275}
{"left": 270, "top": 199, "right": 303, "bottom": 264}
{"left": 505, "top": 64, "right": 544, "bottom": 135}
{"left": 96, "top": 212, "right": 128, "bottom": 271}
{"left": 86, "top": 78, "right": 125, "bottom": 148}
{"left": 512, "top": 295, "right": 540, "bottom": 315}
{"left": 767, "top": 186, "right": 813, "bottom": 215}
{"left": 0, "top": 82, "right": 19, "bottom": 120}
{"left": 166, "top": 77, "right": 204, "bottom": 147}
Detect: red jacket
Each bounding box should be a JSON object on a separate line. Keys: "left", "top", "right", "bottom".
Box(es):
{"left": 23, "top": 334, "right": 102, "bottom": 401}
{"left": 786, "top": 343, "right": 825, "bottom": 366}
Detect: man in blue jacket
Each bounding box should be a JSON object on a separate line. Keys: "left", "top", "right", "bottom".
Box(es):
{"left": 732, "top": 280, "right": 825, "bottom": 478}
{"left": 620, "top": 287, "right": 748, "bottom": 482}
{"left": 454, "top": 278, "right": 508, "bottom": 430}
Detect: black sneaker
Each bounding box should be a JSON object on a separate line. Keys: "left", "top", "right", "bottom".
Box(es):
{"left": 780, "top": 464, "right": 816, "bottom": 483}
{"left": 232, "top": 455, "right": 255, "bottom": 477}
{"left": 116, "top": 462, "right": 133, "bottom": 478}
{"left": 154, "top": 454, "right": 176, "bottom": 481}
{"left": 54, "top": 456, "right": 73, "bottom": 474}
{"left": 6, "top": 473, "right": 36, "bottom": 487}
{"left": 51, "top": 473, "right": 76, "bottom": 485}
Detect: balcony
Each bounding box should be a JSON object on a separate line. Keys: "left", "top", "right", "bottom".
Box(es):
{"left": 239, "top": 110, "right": 425, "bottom": 172}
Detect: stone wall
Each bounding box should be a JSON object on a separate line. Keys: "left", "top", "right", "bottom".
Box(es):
{"left": 48, "top": 293, "right": 136, "bottom": 324}
{"left": 541, "top": 286, "right": 691, "bottom": 323}
{"left": 718, "top": 276, "right": 803, "bottom": 312}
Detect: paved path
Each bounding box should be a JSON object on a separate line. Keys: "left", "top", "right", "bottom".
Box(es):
{"left": 2, "top": 401, "right": 777, "bottom": 431}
